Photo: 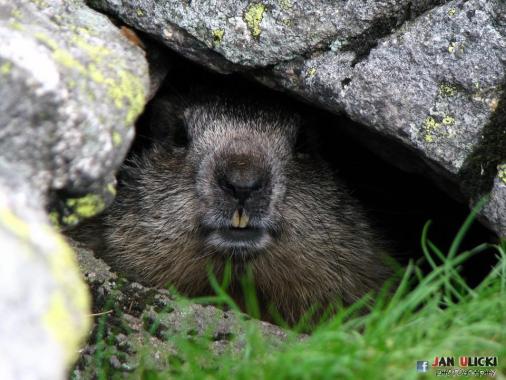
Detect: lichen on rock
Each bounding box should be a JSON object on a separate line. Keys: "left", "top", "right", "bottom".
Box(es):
{"left": 243, "top": 2, "right": 266, "bottom": 39}
{"left": 0, "top": 178, "right": 91, "bottom": 380}
{"left": 0, "top": 0, "right": 153, "bottom": 378}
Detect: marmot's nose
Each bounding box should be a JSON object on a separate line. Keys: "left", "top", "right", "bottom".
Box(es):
{"left": 219, "top": 159, "right": 267, "bottom": 203}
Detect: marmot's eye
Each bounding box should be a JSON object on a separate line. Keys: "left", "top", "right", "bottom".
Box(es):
{"left": 172, "top": 121, "right": 190, "bottom": 148}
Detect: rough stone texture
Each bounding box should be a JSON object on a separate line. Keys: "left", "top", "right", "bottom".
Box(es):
{"left": 88, "top": 0, "right": 506, "bottom": 235}
{"left": 0, "top": 0, "right": 151, "bottom": 378}
{"left": 0, "top": 0, "right": 149, "bottom": 226}
{"left": 88, "top": 0, "right": 446, "bottom": 69}
{"left": 0, "top": 173, "right": 90, "bottom": 380}
{"left": 70, "top": 242, "right": 291, "bottom": 378}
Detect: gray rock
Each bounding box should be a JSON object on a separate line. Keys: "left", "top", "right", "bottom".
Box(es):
{"left": 0, "top": 172, "right": 90, "bottom": 380}
{"left": 70, "top": 241, "right": 293, "bottom": 378}
{"left": 88, "top": 0, "right": 446, "bottom": 69}
{"left": 0, "top": 0, "right": 152, "bottom": 378}
{"left": 88, "top": 0, "right": 506, "bottom": 236}
{"left": 0, "top": 0, "right": 149, "bottom": 225}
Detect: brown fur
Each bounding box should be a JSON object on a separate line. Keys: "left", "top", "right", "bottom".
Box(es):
{"left": 71, "top": 90, "right": 391, "bottom": 325}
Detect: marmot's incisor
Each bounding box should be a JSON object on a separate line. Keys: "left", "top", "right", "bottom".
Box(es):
{"left": 73, "top": 88, "right": 391, "bottom": 325}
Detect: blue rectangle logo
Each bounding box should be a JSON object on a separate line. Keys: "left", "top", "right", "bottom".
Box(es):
{"left": 417, "top": 361, "right": 429, "bottom": 373}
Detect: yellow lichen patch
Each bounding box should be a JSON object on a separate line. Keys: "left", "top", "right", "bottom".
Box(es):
{"left": 448, "top": 8, "right": 456, "bottom": 16}
{"left": 48, "top": 211, "right": 61, "bottom": 229}
{"left": 0, "top": 207, "right": 31, "bottom": 239}
{"left": 306, "top": 67, "right": 317, "bottom": 78}
{"left": 244, "top": 3, "right": 266, "bottom": 39}
{"left": 66, "top": 194, "right": 105, "bottom": 219}
{"left": 0, "top": 62, "right": 12, "bottom": 75}
{"left": 42, "top": 228, "right": 91, "bottom": 364}
{"left": 10, "top": 8, "right": 22, "bottom": 19}
{"left": 71, "top": 35, "right": 111, "bottom": 63}
{"left": 424, "top": 134, "right": 434, "bottom": 143}
{"left": 70, "top": 25, "right": 95, "bottom": 37}
{"left": 35, "top": 32, "right": 86, "bottom": 72}
{"left": 43, "top": 292, "right": 89, "bottom": 364}
{"left": 34, "top": 32, "right": 59, "bottom": 50}
{"left": 8, "top": 20, "right": 25, "bottom": 31}
{"left": 106, "top": 183, "right": 117, "bottom": 197}
{"left": 136, "top": 8, "right": 144, "bottom": 16}
{"left": 87, "top": 63, "right": 106, "bottom": 83}
{"left": 424, "top": 116, "right": 439, "bottom": 129}
{"left": 281, "top": 18, "right": 292, "bottom": 26}
{"left": 279, "top": 0, "right": 292, "bottom": 10}
{"left": 212, "top": 28, "right": 225, "bottom": 46}
{"left": 498, "top": 164, "right": 506, "bottom": 184}
{"left": 50, "top": 230, "right": 90, "bottom": 313}
{"left": 53, "top": 49, "right": 86, "bottom": 72}
{"left": 422, "top": 116, "right": 441, "bottom": 143}
{"left": 107, "top": 68, "right": 146, "bottom": 124}
{"left": 62, "top": 214, "right": 79, "bottom": 226}
{"left": 439, "top": 83, "right": 457, "bottom": 97}
{"left": 112, "top": 130, "right": 122, "bottom": 147}
{"left": 35, "top": 32, "right": 146, "bottom": 125}
{"left": 448, "top": 41, "right": 464, "bottom": 55}
{"left": 442, "top": 115, "right": 455, "bottom": 125}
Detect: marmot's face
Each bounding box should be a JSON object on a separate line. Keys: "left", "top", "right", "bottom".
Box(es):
{"left": 73, "top": 91, "right": 390, "bottom": 319}
{"left": 178, "top": 101, "right": 298, "bottom": 258}
{"left": 77, "top": 92, "right": 390, "bottom": 316}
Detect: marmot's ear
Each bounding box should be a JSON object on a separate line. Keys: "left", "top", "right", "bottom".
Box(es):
{"left": 142, "top": 96, "right": 189, "bottom": 149}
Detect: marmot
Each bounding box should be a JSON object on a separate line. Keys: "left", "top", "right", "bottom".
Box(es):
{"left": 72, "top": 85, "right": 391, "bottom": 325}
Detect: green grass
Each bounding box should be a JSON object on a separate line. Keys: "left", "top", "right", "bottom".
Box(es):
{"left": 89, "top": 199, "right": 506, "bottom": 380}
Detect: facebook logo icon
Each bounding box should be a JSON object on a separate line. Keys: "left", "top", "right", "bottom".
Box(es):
{"left": 416, "top": 361, "right": 429, "bottom": 373}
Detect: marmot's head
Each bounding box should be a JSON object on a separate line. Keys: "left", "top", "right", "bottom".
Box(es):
{"left": 75, "top": 88, "right": 390, "bottom": 322}
{"left": 145, "top": 96, "right": 301, "bottom": 258}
